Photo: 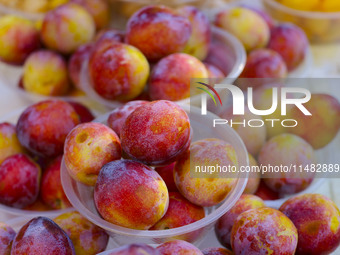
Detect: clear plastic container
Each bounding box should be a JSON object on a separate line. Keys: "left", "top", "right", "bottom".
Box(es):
{"left": 61, "top": 104, "right": 249, "bottom": 246}
{"left": 78, "top": 26, "right": 247, "bottom": 109}
{"left": 0, "top": 107, "right": 80, "bottom": 222}
{"left": 263, "top": 0, "right": 340, "bottom": 43}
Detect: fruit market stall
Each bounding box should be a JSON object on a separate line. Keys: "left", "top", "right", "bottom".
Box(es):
{"left": 0, "top": 0, "right": 339, "bottom": 254}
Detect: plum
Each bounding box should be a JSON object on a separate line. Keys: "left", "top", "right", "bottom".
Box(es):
{"left": 68, "top": 43, "right": 93, "bottom": 89}
{"left": 107, "top": 100, "right": 148, "bottom": 137}
{"left": 11, "top": 217, "right": 75, "bottom": 254}
{"left": 41, "top": 3, "right": 95, "bottom": 54}
{"left": 174, "top": 138, "right": 238, "bottom": 207}
{"left": 239, "top": 49, "right": 287, "bottom": 87}
{"left": 155, "top": 163, "right": 178, "bottom": 192}
{"left": 70, "top": 0, "right": 110, "bottom": 30}
{"left": 0, "top": 122, "right": 25, "bottom": 164}
{"left": 23, "top": 50, "right": 70, "bottom": 96}
{"left": 177, "top": 6, "right": 211, "bottom": 60}
{"left": 89, "top": 41, "right": 149, "bottom": 101}
{"left": 106, "top": 244, "right": 158, "bottom": 255}
{"left": 125, "top": 5, "right": 192, "bottom": 61}
{"left": 150, "top": 192, "right": 205, "bottom": 230}
{"left": 121, "top": 100, "right": 191, "bottom": 166}
{"left": 279, "top": 194, "right": 340, "bottom": 255}
{"left": 149, "top": 53, "right": 208, "bottom": 101}
{"left": 16, "top": 100, "right": 80, "bottom": 157}
{"left": 268, "top": 23, "right": 308, "bottom": 71}
{"left": 54, "top": 211, "right": 109, "bottom": 255}
{"left": 287, "top": 93, "right": 340, "bottom": 149}
{"left": 94, "top": 159, "right": 169, "bottom": 230}
{"left": 0, "top": 222, "right": 16, "bottom": 255}
{"left": 68, "top": 101, "right": 95, "bottom": 123}
{"left": 259, "top": 134, "right": 316, "bottom": 195}
{"left": 157, "top": 240, "right": 203, "bottom": 255}
{"left": 0, "top": 154, "right": 41, "bottom": 208}
{"left": 215, "top": 7, "right": 269, "bottom": 51}
{"left": 0, "top": 15, "right": 40, "bottom": 65}
{"left": 231, "top": 207, "right": 298, "bottom": 255}
{"left": 243, "top": 154, "right": 261, "bottom": 194}
{"left": 64, "top": 122, "right": 121, "bottom": 186}
{"left": 202, "top": 248, "right": 234, "bottom": 255}
{"left": 215, "top": 194, "right": 265, "bottom": 249}
{"left": 40, "top": 156, "right": 71, "bottom": 210}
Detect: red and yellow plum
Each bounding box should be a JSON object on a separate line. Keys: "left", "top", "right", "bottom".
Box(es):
{"left": 174, "top": 138, "right": 238, "bottom": 207}
{"left": 54, "top": 211, "right": 109, "bottom": 255}
{"left": 150, "top": 192, "right": 205, "bottom": 230}
{"left": 121, "top": 100, "right": 191, "bottom": 166}
{"left": 89, "top": 41, "right": 149, "bottom": 101}
{"left": 94, "top": 159, "right": 169, "bottom": 230}
{"left": 0, "top": 15, "right": 40, "bottom": 65}
{"left": 125, "top": 5, "right": 192, "bottom": 61}
{"left": 215, "top": 7, "right": 270, "bottom": 51}
{"left": 41, "top": 3, "right": 95, "bottom": 54}
{"left": 64, "top": 122, "right": 121, "bottom": 186}
{"left": 215, "top": 194, "right": 265, "bottom": 249}
{"left": 268, "top": 23, "right": 308, "bottom": 71}
{"left": 279, "top": 194, "right": 340, "bottom": 255}
{"left": 149, "top": 53, "right": 208, "bottom": 101}
{"left": 16, "top": 100, "right": 80, "bottom": 157}
{"left": 231, "top": 207, "right": 298, "bottom": 255}
{"left": 243, "top": 154, "right": 261, "bottom": 194}
{"left": 23, "top": 50, "right": 70, "bottom": 96}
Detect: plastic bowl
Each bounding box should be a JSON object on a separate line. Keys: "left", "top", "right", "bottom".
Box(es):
{"left": 263, "top": 0, "right": 340, "bottom": 43}
{"left": 79, "top": 26, "right": 247, "bottom": 109}
{"left": 61, "top": 104, "right": 249, "bottom": 246}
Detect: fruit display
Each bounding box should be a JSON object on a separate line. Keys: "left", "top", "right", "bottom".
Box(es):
{"left": 0, "top": 99, "right": 95, "bottom": 212}
{"left": 0, "top": 1, "right": 339, "bottom": 254}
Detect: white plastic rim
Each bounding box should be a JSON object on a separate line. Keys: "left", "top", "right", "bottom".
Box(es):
{"left": 78, "top": 26, "right": 247, "bottom": 109}
{"left": 61, "top": 104, "right": 249, "bottom": 239}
